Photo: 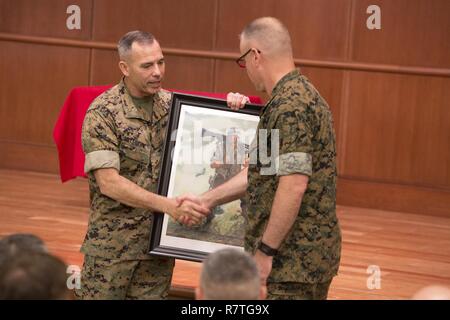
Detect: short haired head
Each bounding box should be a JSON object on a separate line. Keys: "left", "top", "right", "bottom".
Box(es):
{"left": 118, "top": 30, "right": 156, "bottom": 61}
{"left": 197, "top": 248, "right": 264, "bottom": 300}
{"left": 239, "top": 17, "right": 293, "bottom": 58}
{"left": 117, "top": 30, "right": 165, "bottom": 96}
{"left": 0, "top": 251, "right": 69, "bottom": 300}
{"left": 0, "top": 233, "right": 47, "bottom": 266}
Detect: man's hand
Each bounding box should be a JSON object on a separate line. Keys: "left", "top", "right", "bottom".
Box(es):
{"left": 227, "top": 92, "right": 250, "bottom": 110}
{"left": 169, "top": 197, "right": 209, "bottom": 226}
{"left": 254, "top": 250, "right": 273, "bottom": 286}
{"left": 176, "top": 194, "right": 211, "bottom": 226}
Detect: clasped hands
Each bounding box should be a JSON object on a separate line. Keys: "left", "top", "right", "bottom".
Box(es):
{"left": 171, "top": 194, "right": 210, "bottom": 227}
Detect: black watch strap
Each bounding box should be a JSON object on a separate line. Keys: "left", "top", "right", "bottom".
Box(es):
{"left": 258, "top": 241, "right": 278, "bottom": 256}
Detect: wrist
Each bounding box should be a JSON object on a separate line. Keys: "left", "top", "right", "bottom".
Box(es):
{"left": 201, "top": 192, "right": 215, "bottom": 209}
{"left": 257, "top": 241, "right": 278, "bottom": 256}
{"left": 164, "top": 197, "right": 177, "bottom": 219}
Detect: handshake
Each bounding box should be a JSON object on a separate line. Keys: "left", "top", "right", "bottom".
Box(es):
{"left": 170, "top": 194, "right": 212, "bottom": 227}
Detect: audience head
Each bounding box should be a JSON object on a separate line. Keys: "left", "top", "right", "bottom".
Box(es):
{"left": 196, "top": 248, "right": 266, "bottom": 300}
{"left": 0, "top": 250, "right": 69, "bottom": 300}
{"left": 412, "top": 285, "right": 450, "bottom": 300}
{"left": 0, "top": 233, "right": 47, "bottom": 266}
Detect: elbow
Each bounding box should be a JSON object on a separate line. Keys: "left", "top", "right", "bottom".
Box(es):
{"left": 281, "top": 174, "right": 308, "bottom": 195}
{"left": 97, "top": 179, "right": 111, "bottom": 196}
{"left": 94, "top": 169, "right": 118, "bottom": 197}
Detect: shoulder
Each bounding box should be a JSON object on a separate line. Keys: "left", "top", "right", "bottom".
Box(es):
{"left": 85, "top": 84, "right": 124, "bottom": 121}
{"left": 155, "top": 89, "right": 172, "bottom": 109}
{"left": 273, "top": 75, "right": 330, "bottom": 121}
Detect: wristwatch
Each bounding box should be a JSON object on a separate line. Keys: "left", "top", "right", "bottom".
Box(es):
{"left": 257, "top": 241, "right": 278, "bottom": 256}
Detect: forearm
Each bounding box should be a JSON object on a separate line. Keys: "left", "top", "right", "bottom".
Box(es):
{"left": 96, "top": 170, "right": 175, "bottom": 215}
{"left": 262, "top": 175, "right": 308, "bottom": 249}
{"left": 202, "top": 167, "right": 248, "bottom": 208}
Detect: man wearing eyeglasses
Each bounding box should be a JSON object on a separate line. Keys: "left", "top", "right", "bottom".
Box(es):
{"left": 179, "top": 17, "right": 342, "bottom": 300}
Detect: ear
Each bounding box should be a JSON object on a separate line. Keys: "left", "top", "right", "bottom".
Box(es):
{"left": 252, "top": 48, "right": 261, "bottom": 67}
{"left": 259, "top": 285, "right": 267, "bottom": 300}
{"left": 195, "top": 287, "right": 203, "bottom": 300}
{"left": 118, "top": 60, "right": 129, "bottom": 77}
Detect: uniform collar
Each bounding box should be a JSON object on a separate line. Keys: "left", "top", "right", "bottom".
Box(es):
{"left": 261, "top": 68, "right": 300, "bottom": 114}
{"left": 270, "top": 68, "right": 300, "bottom": 99}
{"left": 119, "top": 78, "right": 154, "bottom": 122}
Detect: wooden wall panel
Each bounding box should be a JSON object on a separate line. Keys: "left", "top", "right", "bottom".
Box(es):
{"left": 162, "top": 56, "right": 215, "bottom": 92}
{"left": 352, "top": 0, "right": 450, "bottom": 68}
{"left": 300, "top": 67, "right": 344, "bottom": 136}
{"left": 213, "top": 60, "right": 263, "bottom": 99}
{"left": 0, "top": 141, "right": 58, "bottom": 174}
{"left": 216, "top": 0, "right": 351, "bottom": 60}
{"left": 0, "top": 0, "right": 93, "bottom": 39}
{"left": 342, "top": 71, "right": 450, "bottom": 188}
{"left": 0, "top": 41, "right": 90, "bottom": 145}
{"left": 214, "top": 63, "right": 343, "bottom": 133}
{"left": 0, "top": 1, "right": 449, "bottom": 216}
{"left": 90, "top": 49, "right": 121, "bottom": 85}
{"left": 337, "top": 177, "right": 450, "bottom": 218}
{"left": 90, "top": 49, "right": 215, "bottom": 92}
{"left": 92, "top": 0, "right": 216, "bottom": 50}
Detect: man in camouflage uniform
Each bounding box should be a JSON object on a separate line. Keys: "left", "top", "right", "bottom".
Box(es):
{"left": 179, "top": 17, "right": 341, "bottom": 300}
{"left": 75, "top": 31, "right": 208, "bottom": 300}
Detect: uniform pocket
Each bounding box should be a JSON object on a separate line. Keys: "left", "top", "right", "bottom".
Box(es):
{"left": 120, "top": 142, "right": 150, "bottom": 165}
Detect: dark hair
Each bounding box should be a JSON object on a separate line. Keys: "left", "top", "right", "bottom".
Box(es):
{"left": 0, "top": 251, "right": 68, "bottom": 300}
{"left": 118, "top": 30, "right": 156, "bottom": 58}
{"left": 0, "top": 233, "right": 47, "bottom": 266}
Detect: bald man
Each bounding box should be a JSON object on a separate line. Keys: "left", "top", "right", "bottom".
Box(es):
{"left": 179, "top": 17, "right": 342, "bottom": 300}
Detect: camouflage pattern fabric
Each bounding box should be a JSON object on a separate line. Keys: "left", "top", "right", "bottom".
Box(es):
{"left": 267, "top": 280, "right": 332, "bottom": 300}
{"left": 74, "top": 255, "right": 174, "bottom": 300}
{"left": 81, "top": 78, "right": 171, "bottom": 260}
{"left": 245, "top": 69, "right": 342, "bottom": 287}
{"left": 79, "top": 79, "right": 174, "bottom": 299}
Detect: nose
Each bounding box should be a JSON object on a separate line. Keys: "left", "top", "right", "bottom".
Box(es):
{"left": 152, "top": 64, "right": 161, "bottom": 78}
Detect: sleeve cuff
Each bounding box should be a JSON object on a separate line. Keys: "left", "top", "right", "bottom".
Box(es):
{"left": 276, "top": 152, "right": 312, "bottom": 176}
{"left": 84, "top": 150, "right": 120, "bottom": 173}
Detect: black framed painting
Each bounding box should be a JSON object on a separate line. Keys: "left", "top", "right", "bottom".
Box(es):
{"left": 149, "top": 92, "right": 261, "bottom": 262}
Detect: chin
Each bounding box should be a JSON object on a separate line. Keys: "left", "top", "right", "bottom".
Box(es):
{"left": 146, "top": 87, "right": 161, "bottom": 95}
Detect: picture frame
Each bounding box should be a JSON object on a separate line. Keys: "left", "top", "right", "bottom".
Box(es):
{"left": 149, "top": 92, "right": 261, "bottom": 262}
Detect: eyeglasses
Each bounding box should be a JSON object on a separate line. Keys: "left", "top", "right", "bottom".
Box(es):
{"left": 236, "top": 48, "right": 261, "bottom": 68}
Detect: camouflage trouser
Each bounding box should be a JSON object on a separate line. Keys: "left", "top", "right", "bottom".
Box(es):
{"left": 267, "top": 280, "right": 332, "bottom": 300}
{"left": 74, "top": 255, "right": 175, "bottom": 300}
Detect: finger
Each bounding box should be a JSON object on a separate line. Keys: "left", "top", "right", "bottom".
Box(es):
{"left": 189, "top": 202, "right": 210, "bottom": 215}
{"left": 231, "top": 93, "right": 240, "bottom": 110}
{"left": 187, "top": 207, "right": 204, "bottom": 220}
{"left": 182, "top": 194, "right": 202, "bottom": 205}
{"left": 184, "top": 202, "right": 209, "bottom": 216}
{"left": 227, "top": 92, "right": 238, "bottom": 109}
{"left": 238, "top": 95, "right": 248, "bottom": 109}
{"left": 226, "top": 92, "right": 233, "bottom": 107}
{"left": 177, "top": 215, "right": 188, "bottom": 225}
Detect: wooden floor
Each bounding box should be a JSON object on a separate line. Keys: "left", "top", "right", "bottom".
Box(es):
{"left": 1, "top": 169, "right": 449, "bottom": 299}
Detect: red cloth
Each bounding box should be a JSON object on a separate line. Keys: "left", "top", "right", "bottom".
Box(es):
{"left": 53, "top": 86, "right": 262, "bottom": 182}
